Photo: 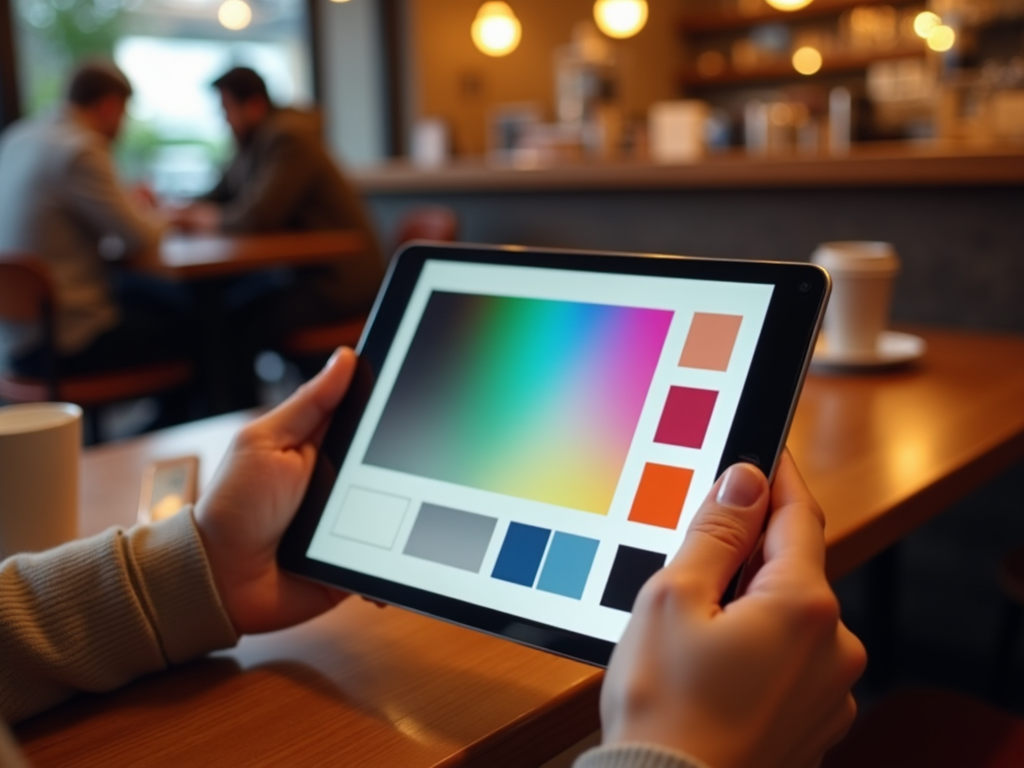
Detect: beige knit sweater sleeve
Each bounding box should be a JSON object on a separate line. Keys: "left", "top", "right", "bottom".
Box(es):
{"left": 0, "top": 507, "right": 238, "bottom": 725}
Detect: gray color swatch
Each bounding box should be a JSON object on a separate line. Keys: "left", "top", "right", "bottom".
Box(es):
{"left": 403, "top": 503, "right": 497, "bottom": 572}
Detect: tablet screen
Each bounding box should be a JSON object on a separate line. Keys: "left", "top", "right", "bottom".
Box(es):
{"left": 303, "top": 258, "right": 775, "bottom": 644}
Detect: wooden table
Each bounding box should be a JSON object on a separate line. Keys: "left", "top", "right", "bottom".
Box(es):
{"left": 793, "top": 327, "right": 1024, "bottom": 580}
{"left": 146, "top": 230, "right": 368, "bottom": 281}
{"left": 139, "top": 230, "right": 368, "bottom": 413}
{"left": 14, "top": 327, "right": 1024, "bottom": 766}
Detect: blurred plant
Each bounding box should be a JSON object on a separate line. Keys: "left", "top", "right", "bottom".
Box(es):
{"left": 15, "top": 0, "right": 132, "bottom": 59}
{"left": 14, "top": 0, "right": 140, "bottom": 113}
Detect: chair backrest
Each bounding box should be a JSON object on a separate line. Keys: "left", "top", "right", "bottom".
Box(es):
{"left": 0, "top": 255, "right": 51, "bottom": 323}
{"left": 395, "top": 206, "right": 459, "bottom": 248}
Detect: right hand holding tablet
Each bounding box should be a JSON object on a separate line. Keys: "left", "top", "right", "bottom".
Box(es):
{"left": 600, "top": 454, "right": 866, "bottom": 768}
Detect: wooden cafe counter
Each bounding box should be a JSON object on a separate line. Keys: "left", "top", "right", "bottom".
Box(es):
{"left": 355, "top": 143, "right": 1024, "bottom": 336}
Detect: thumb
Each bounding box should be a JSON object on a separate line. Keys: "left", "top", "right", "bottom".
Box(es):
{"left": 665, "top": 463, "right": 770, "bottom": 607}
{"left": 255, "top": 347, "right": 357, "bottom": 446}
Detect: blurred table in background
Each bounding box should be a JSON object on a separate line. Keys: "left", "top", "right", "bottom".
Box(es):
{"left": 149, "top": 231, "right": 367, "bottom": 281}
{"left": 139, "top": 231, "right": 368, "bottom": 413}
{"left": 15, "top": 327, "right": 1024, "bottom": 766}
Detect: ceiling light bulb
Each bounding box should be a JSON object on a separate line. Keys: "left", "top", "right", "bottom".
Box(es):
{"left": 765, "top": 0, "right": 814, "bottom": 12}
{"left": 792, "top": 45, "right": 822, "bottom": 75}
{"left": 471, "top": 2, "right": 522, "bottom": 57}
{"left": 218, "top": 0, "right": 251, "bottom": 30}
{"left": 913, "top": 11, "right": 941, "bottom": 38}
{"left": 593, "top": 0, "right": 648, "bottom": 39}
{"left": 927, "top": 24, "right": 955, "bottom": 52}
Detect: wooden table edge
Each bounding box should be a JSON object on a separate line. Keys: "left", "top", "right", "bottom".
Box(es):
{"left": 435, "top": 671, "right": 603, "bottom": 767}
{"left": 825, "top": 426, "right": 1024, "bottom": 580}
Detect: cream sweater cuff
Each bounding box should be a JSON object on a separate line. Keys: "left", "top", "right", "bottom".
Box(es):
{"left": 574, "top": 743, "right": 714, "bottom": 768}
{"left": 128, "top": 507, "right": 239, "bottom": 664}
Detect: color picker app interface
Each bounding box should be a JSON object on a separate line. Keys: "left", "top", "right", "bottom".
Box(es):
{"left": 306, "top": 261, "right": 774, "bottom": 642}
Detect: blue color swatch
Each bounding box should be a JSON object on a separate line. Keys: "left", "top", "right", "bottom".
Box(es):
{"left": 537, "top": 532, "right": 600, "bottom": 599}
{"left": 491, "top": 522, "right": 551, "bottom": 586}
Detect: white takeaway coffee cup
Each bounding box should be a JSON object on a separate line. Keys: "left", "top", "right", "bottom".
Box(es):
{"left": 0, "top": 402, "right": 81, "bottom": 559}
{"left": 811, "top": 241, "right": 901, "bottom": 358}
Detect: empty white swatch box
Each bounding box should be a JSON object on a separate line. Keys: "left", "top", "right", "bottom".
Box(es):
{"left": 331, "top": 487, "right": 410, "bottom": 550}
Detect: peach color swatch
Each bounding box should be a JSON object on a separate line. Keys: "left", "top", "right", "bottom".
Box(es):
{"left": 679, "top": 313, "right": 743, "bottom": 372}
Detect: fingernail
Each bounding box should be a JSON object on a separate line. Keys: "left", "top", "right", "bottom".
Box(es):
{"left": 716, "top": 463, "right": 764, "bottom": 509}
{"left": 326, "top": 347, "right": 343, "bottom": 369}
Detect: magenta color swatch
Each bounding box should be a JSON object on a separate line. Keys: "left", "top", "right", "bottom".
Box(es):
{"left": 653, "top": 387, "right": 719, "bottom": 449}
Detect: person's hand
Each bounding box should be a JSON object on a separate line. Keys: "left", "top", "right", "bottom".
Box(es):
{"left": 194, "top": 348, "right": 356, "bottom": 634}
{"left": 600, "top": 453, "right": 866, "bottom": 768}
{"left": 129, "top": 183, "right": 158, "bottom": 209}
{"left": 167, "top": 202, "right": 222, "bottom": 233}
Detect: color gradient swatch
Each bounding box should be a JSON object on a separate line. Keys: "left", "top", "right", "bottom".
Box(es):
{"left": 628, "top": 463, "right": 694, "bottom": 530}
{"left": 654, "top": 386, "right": 719, "bottom": 450}
{"left": 679, "top": 313, "right": 743, "bottom": 371}
{"left": 364, "top": 292, "right": 673, "bottom": 514}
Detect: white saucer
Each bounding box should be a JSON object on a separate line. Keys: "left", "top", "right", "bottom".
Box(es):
{"left": 811, "top": 330, "right": 927, "bottom": 373}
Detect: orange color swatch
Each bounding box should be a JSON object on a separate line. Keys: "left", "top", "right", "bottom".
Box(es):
{"left": 628, "top": 463, "right": 695, "bottom": 530}
{"left": 679, "top": 313, "right": 743, "bottom": 372}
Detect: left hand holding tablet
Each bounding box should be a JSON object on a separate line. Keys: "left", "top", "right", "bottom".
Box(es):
{"left": 194, "top": 348, "right": 356, "bottom": 635}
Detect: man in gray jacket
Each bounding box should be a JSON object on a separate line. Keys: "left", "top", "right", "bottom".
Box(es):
{"left": 0, "top": 62, "right": 191, "bottom": 378}
{"left": 173, "top": 67, "right": 386, "bottom": 408}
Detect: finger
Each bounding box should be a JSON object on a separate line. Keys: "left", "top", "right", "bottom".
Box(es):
{"left": 256, "top": 347, "right": 357, "bottom": 447}
{"left": 666, "top": 463, "right": 770, "bottom": 606}
{"left": 734, "top": 531, "right": 766, "bottom": 596}
{"left": 757, "top": 452, "right": 828, "bottom": 573}
{"left": 765, "top": 495, "right": 827, "bottom": 581}
{"left": 825, "top": 693, "right": 859, "bottom": 750}
{"left": 773, "top": 450, "right": 825, "bottom": 528}
{"left": 836, "top": 621, "right": 868, "bottom": 687}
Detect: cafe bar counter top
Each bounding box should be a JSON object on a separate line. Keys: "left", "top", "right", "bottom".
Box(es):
{"left": 353, "top": 144, "right": 1024, "bottom": 194}
{"left": 356, "top": 142, "right": 1024, "bottom": 336}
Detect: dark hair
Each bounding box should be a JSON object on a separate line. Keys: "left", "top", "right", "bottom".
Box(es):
{"left": 67, "top": 61, "right": 133, "bottom": 106}
{"left": 212, "top": 67, "right": 272, "bottom": 105}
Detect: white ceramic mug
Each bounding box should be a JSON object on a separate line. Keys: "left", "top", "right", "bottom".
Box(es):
{"left": 811, "top": 241, "right": 901, "bottom": 358}
{"left": 0, "top": 402, "right": 81, "bottom": 558}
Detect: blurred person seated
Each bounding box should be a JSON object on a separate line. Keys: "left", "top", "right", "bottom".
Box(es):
{"left": 0, "top": 61, "right": 193, "bottom": 380}
{"left": 171, "top": 67, "right": 385, "bottom": 409}
{"left": 0, "top": 347, "right": 866, "bottom": 768}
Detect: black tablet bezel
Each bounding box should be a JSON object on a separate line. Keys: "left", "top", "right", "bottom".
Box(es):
{"left": 279, "top": 243, "right": 829, "bottom": 667}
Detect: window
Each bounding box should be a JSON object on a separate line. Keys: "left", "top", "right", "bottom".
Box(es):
{"left": 10, "top": 0, "right": 314, "bottom": 196}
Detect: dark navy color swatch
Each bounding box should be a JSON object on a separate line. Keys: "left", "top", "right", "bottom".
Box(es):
{"left": 491, "top": 522, "right": 552, "bottom": 587}
{"left": 600, "top": 545, "right": 667, "bottom": 612}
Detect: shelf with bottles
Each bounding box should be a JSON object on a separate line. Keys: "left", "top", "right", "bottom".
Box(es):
{"left": 679, "top": 0, "right": 917, "bottom": 35}
{"left": 678, "top": 1, "right": 933, "bottom": 92}
{"left": 681, "top": 43, "right": 925, "bottom": 86}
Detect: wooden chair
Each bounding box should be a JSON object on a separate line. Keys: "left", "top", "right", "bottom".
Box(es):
{"left": 0, "top": 255, "right": 194, "bottom": 443}
{"left": 279, "top": 207, "right": 460, "bottom": 359}
{"left": 823, "top": 687, "right": 1024, "bottom": 768}
{"left": 393, "top": 205, "right": 459, "bottom": 250}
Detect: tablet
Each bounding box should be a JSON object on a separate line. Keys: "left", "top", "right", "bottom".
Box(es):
{"left": 279, "top": 243, "right": 829, "bottom": 666}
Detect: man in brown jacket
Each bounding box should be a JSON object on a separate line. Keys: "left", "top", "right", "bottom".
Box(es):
{"left": 173, "top": 67, "right": 385, "bottom": 408}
